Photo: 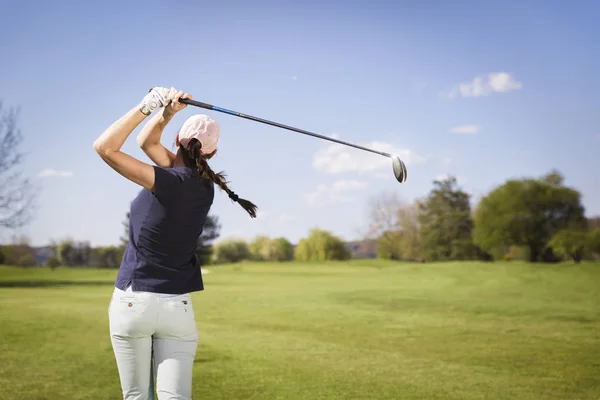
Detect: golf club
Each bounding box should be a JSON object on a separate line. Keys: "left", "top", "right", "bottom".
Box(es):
{"left": 178, "top": 98, "right": 407, "bottom": 183}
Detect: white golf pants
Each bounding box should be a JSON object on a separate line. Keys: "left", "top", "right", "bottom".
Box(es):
{"left": 108, "top": 285, "right": 199, "bottom": 400}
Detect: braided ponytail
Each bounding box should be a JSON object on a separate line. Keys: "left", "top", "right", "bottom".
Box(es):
{"left": 181, "top": 139, "right": 258, "bottom": 218}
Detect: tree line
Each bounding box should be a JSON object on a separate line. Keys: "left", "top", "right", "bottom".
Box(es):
{"left": 0, "top": 212, "right": 223, "bottom": 268}
{"left": 211, "top": 229, "right": 351, "bottom": 264}
{"left": 1, "top": 170, "right": 598, "bottom": 267}
{"left": 368, "top": 171, "right": 600, "bottom": 264}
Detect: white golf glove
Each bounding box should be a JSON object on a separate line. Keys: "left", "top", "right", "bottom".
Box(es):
{"left": 139, "top": 87, "right": 170, "bottom": 116}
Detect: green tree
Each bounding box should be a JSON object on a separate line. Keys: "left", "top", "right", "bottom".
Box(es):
{"left": 250, "top": 236, "right": 293, "bottom": 261}
{"left": 74, "top": 241, "right": 92, "bottom": 266}
{"left": 58, "top": 240, "right": 75, "bottom": 266}
{"left": 56, "top": 239, "right": 91, "bottom": 266}
{"left": 588, "top": 229, "right": 600, "bottom": 256}
{"left": 213, "top": 239, "right": 251, "bottom": 264}
{"left": 249, "top": 235, "right": 271, "bottom": 261}
{"left": 46, "top": 257, "right": 60, "bottom": 270}
{"left": 117, "top": 210, "right": 131, "bottom": 264}
{"left": 397, "top": 201, "right": 425, "bottom": 261}
{"left": 294, "top": 238, "right": 311, "bottom": 262}
{"left": 196, "top": 215, "right": 221, "bottom": 265}
{"left": 120, "top": 211, "right": 131, "bottom": 246}
{"left": 94, "top": 246, "right": 120, "bottom": 268}
{"left": 587, "top": 217, "right": 600, "bottom": 230}
{"left": 547, "top": 229, "right": 589, "bottom": 263}
{"left": 473, "top": 171, "right": 586, "bottom": 262}
{"left": 274, "top": 237, "right": 294, "bottom": 261}
{"left": 418, "top": 176, "right": 474, "bottom": 261}
{"left": 294, "top": 229, "right": 350, "bottom": 261}
{"left": 2, "top": 235, "right": 37, "bottom": 266}
{"left": 376, "top": 230, "right": 402, "bottom": 260}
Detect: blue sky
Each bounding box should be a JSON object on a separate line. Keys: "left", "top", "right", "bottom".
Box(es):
{"left": 1, "top": 0, "right": 599, "bottom": 247}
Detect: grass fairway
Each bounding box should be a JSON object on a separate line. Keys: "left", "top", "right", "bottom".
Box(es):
{"left": 0, "top": 260, "right": 599, "bottom": 399}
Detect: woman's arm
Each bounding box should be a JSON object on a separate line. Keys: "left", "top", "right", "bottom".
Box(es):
{"left": 136, "top": 111, "right": 177, "bottom": 168}
{"left": 137, "top": 89, "right": 191, "bottom": 168}
{"left": 93, "top": 88, "right": 170, "bottom": 191}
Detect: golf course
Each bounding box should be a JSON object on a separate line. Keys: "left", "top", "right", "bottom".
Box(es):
{"left": 1, "top": 260, "right": 599, "bottom": 399}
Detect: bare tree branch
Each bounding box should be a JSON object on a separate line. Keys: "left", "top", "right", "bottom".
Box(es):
{"left": 364, "top": 191, "right": 406, "bottom": 240}
{"left": 0, "top": 101, "right": 37, "bottom": 229}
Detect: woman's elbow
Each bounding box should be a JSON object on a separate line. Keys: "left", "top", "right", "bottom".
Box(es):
{"left": 136, "top": 135, "right": 157, "bottom": 150}
{"left": 93, "top": 139, "right": 105, "bottom": 155}
{"left": 136, "top": 136, "right": 147, "bottom": 150}
{"left": 93, "top": 140, "right": 113, "bottom": 158}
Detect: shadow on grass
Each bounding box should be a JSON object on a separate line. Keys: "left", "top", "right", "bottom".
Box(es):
{"left": 0, "top": 280, "right": 115, "bottom": 288}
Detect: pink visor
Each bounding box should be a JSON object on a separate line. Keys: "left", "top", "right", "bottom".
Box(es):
{"left": 178, "top": 114, "right": 220, "bottom": 154}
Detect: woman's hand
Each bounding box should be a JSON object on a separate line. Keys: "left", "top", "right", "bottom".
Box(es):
{"left": 139, "top": 87, "right": 170, "bottom": 116}
{"left": 164, "top": 88, "right": 192, "bottom": 117}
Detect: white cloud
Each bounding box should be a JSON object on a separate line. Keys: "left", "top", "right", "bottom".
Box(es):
{"left": 38, "top": 169, "right": 73, "bottom": 178}
{"left": 306, "top": 180, "right": 368, "bottom": 206}
{"left": 313, "top": 140, "right": 425, "bottom": 175}
{"left": 488, "top": 73, "right": 522, "bottom": 93}
{"left": 442, "top": 72, "right": 522, "bottom": 99}
{"left": 450, "top": 125, "right": 480, "bottom": 134}
{"left": 292, "top": 76, "right": 297, "bottom": 81}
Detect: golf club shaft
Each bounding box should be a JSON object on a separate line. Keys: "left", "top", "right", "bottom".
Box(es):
{"left": 179, "top": 98, "right": 392, "bottom": 159}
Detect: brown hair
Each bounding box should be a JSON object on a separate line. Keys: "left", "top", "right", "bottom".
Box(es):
{"left": 180, "top": 138, "right": 258, "bottom": 218}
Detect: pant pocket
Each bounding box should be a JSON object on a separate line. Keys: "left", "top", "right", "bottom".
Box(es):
{"left": 109, "top": 295, "right": 152, "bottom": 338}
{"left": 115, "top": 296, "right": 149, "bottom": 311}
{"left": 157, "top": 296, "right": 198, "bottom": 341}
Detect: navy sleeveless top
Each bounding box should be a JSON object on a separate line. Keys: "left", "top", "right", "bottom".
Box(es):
{"left": 115, "top": 166, "right": 214, "bottom": 294}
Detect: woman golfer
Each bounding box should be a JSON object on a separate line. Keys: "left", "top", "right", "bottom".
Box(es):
{"left": 94, "top": 87, "right": 257, "bottom": 399}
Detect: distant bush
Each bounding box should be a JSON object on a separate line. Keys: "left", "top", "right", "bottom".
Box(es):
{"left": 504, "top": 246, "right": 530, "bottom": 261}
{"left": 213, "top": 239, "right": 251, "bottom": 264}
{"left": 98, "top": 246, "right": 120, "bottom": 268}
{"left": 489, "top": 246, "right": 507, "bottom": 261}
{"left": 1, "top": 242, "right": 36, "bottom": 267}
{"left": 547, "top": 229, "right": 589, "bottom": 263}
{"left": 274, "top": 237, "right": 294, "bottom": 261}
{"left": 249, "top": 236, "right": 274, "bottom": 261}
{"left": 17, "top": 253, "right": 36, "bottom": 267}
{"left": 589, "top": 229, "right": 600, "bottom": 257}
{"left": 46, "top": 257, "right": 60, "bottom": 270}
{"left": 249, "top": 236, "right": 294, "bottom": 262}
{"left": 376, "top": 231, "right": 402, "bottom": 260}
{"left": 0, "top": 247, "right": 5, "bottom": 264}
{"left": 294, "top": 229, "right": 351, "bottom": 262}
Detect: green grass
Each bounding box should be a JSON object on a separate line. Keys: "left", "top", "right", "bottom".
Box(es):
{"left": 1, "top": 260, "right": 599, "bottom": 399}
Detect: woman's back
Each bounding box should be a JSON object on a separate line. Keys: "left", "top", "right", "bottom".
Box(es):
{"left": 115, "top": 165, "right": 215, "bottom": 294}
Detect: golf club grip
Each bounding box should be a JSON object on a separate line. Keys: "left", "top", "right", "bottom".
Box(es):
{"left": 179, "top": 98, "right": 214, "bottom": 110}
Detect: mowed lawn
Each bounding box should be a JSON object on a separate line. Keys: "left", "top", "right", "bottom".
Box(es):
{"left": 0, "top": 261, "right": 599, "bottom": 400}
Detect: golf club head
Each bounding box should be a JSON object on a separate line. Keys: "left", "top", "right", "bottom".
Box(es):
{"left": 391, "top": 155, "right": 407, "bottom": 183}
